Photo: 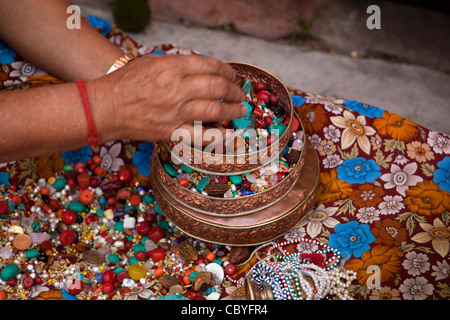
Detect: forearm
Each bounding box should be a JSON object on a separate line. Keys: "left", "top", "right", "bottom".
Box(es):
{"left": 0, "top": 0, "right": 123, "bottom": 81}
{"left": 0, "top": 81, "right": 117, "bottom": 162}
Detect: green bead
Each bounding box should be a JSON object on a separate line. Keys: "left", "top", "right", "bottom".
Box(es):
{"left": 108, "top": 253, "right": 120, "bottom": 265}
{"left": 53, "top": 178, "right": 67, "bottom": 190}
{"left": 163, "top": 163, "right": 178, "bottom": 177}
{"left": 180, "top": 163, "right": 194, "bottom": 173}
{"left": 63, "top": 165, "right": 73, "bottom": 171}
{"left": 128, "top": 256, "right": 138, "bottom": 265}
{"left": 154, "top": 203, "right": 163, "bottom": 216}
{"left": 213, "top": 258, "right": 222, "bottom": 265}
{"left": 143, "top": 194, "right": 155, "bottom": 204}
{"left": 69, "top": 201, "right": 85, "bottom": 213}
{"left": 195, "top": 177, "right": 210, "bottom": 192}
{"left": 141, "top": 236, "right": 149, "bottom": 244}
{"left": 114, "top": 267, "right": 124, "bottom": 274}
{"left": 133, "top": 243, "right": 146, "bottom": 253}
{"left": 189, "top": 271, "right": 199, "bottom": 282}
{"left": 114, "top": 221, "right": 124, "bottom": 232}
{"left": 25, "top": 249, "right": 39, "bottom": 259}
{"left": 0, "top": 263, "right": 19, "bottom": 281}
{"left": 229, "top": 175, "right": 242, "bottom": 185}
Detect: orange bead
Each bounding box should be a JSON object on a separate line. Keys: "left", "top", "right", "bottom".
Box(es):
{"left": 40, "top": 188, "right": 50, "bottom": 196}
{"left": 94, "top": 166, "right": 107, "bottom": 178}
{"left": 92, "top": 155, "right": 102, "bottom": 165}
{"left": 182, "top": 275, "right": 191, "bottom": 285}
{"left": 79, "top": 189, "right": 95, "bottom": 205}
{"left": 205, "top": 252, "right": 216, "bottom": 262}
{"left": 154, "top": 267, "right": 164, "bottom": 277}
{"left": 179, "top": 178, "right": 190, "bottom": 188}
{"left": 0, "top": 291, "right": 6, "bottom": 300}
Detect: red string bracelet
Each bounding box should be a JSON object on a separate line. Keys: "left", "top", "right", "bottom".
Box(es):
{"left": 76, "top": 78, "right": 100, "bottom": 149}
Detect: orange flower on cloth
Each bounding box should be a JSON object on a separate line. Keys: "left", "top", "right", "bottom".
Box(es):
{"left": 406, "top": 141, "right": 435, "bottom": 163}
{"left": 404, "top": 180, "right": 450, "bottom": 216}
{"left": 35, "top": 154, "right": 65, "bottom": 181}
{"left": 373, "top": 111, "right": 419, "bottom": 142}
{"left": 350, "top": 183, "right": 384, "bottom": 207}
{"left": 316, "top": 169, "right": 353, "bottom": 204}
{"left": 346, "top": 245, "right": 404, "bottom": 286}
{"left": 294, "top": 104, "right": 327, "bottom": 134}
{"left": 411, "top": 217, "right": 450, "bottom": 258}
{"left": 330, "top": 110, "right": 376, "bottom": 155}
{"left": 371, "top": 218, "right": 407, "bottom": 246}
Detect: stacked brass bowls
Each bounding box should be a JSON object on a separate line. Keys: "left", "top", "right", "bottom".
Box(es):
{"left": 151, "top": 63, "right": 319, "bottom": 246}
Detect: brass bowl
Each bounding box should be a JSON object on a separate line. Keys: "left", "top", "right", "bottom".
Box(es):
{"left": 164, "top": 62, "right": 294, "bottom": 175}
{"left": 153, "top": 113, "right": 306, "bottom": 215}
{"left": 151, "top": 138, "right": 319, "bottom": 246}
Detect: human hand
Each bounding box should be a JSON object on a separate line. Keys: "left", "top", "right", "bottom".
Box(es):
{"left": 88, "top": 54, "right": 246, "bottom": 143}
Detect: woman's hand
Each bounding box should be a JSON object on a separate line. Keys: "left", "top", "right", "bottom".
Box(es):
{"left": 89, "top": 54, "right": 246, "bottom": 143}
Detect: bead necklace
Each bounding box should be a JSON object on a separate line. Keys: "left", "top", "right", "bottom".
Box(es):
{"left": 224, "top": 238, "right": 356, "bottom": 300}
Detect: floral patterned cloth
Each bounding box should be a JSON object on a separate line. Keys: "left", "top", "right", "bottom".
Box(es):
{"left": 1, "top": 16, "right": 449, "bottom": 300}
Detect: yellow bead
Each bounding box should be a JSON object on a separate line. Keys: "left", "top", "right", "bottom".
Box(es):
{"left": 128, "top": 263, "right": 147, "bottom": 281}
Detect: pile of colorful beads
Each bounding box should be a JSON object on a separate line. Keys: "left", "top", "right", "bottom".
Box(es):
{"left": 197, "top": 78, "right": 292, "bottom": 154}
{"left": 0, "top": 157, "right": 242, "bottom": 300}
{"left": 162, "top": 128, "right": 303, "bottom": 198}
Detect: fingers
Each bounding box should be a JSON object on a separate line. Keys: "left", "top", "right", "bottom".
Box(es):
{"left": 182, "top": 74, "right": 245, "bottom": 103}
{"left": 176, "top": 123, "right": 227, "bottom": 147}
{"left": 177, "top": 55, "right": 237, "bottom": 81}
{"left": 181, "top": 99, "right": 247, "bottom": 123}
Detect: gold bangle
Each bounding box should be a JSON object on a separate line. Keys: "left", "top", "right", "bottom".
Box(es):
{"left": 106, "top": 54, "right": 134, "bottom": 74}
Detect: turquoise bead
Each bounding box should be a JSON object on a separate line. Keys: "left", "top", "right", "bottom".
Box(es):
{"left": 53, "top": 178, "right": 67, "bottom": 190}
{"left": 229, "top": 175, "right": 242, "bottom": 185}
{"left": 25, "top": 249, "right": 39, "bottom": 259}
{"left": 108, "top": 253, "right": 120, "bottom": 265}
{"left": 133, "top": 243, "right": 146, "bottom": 253}
{"left": 114, "top": 221, "right": 124, "bottom": 232}
{"left": 180, "top": 163, "right": 194, "bottom": 173}
{"left": 0, "top": 264, "right": 19, "bottom": 281}
{"left": 232, "top": 101, "right": 253, "bottom": 130}
{"left": 163, "top": 163, "right": 178, "bottom": 177}
{"left": 189, "top": 271, "right": 199, "bottom": 282}
{"left": 69, "top": 201, "right": 85, "bottom": 213}
{"left": 195, "top": 177, "right": 210, "bottom": 192}
{"left": 128, "top": 256, "right": 138, "bottom": 265}
{"left": 154, "top": 203, "right": 163, "bottom": 216}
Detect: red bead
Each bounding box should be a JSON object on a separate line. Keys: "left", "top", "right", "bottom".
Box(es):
{"left": 148, "top": 225, "right": 165, "bottom": 243}
{"left": 224, "top": 263, "right": 237, "bottom": 276}
{"left": 179, "top": 178, "right": 190, "bottom": 188}
{"left": 129, "top": 195, "right": 141, "bottom": 206}
{"left": 292, "top": 116, "right": 300, "bottom": 133}
{"left": 66, "top": 178, "right": 77, "bottom": 189}
{"left": 62, "top": 210, "right": 77, "bottom": 225}
{"left": 102, "top": 283, "right": 114, "bottom": 294}
{"left": 0, "top": 201, "right": 9, "bottom": 215}
{"left": 136, "top": 221, "right": 151, "bottom": 236}
{"left": 117, "top": 189, "right": 132, "bottom": 200}
{"left": 102, "top": 270, "right": 116, "bottom": 284}
{"left": 79, "top": 189, "right": 95, "bottom": 205}
{"left": 135, "top": 250, "right": 147, "bottom": 261}
{"left": 59, "top": 230, "right": 77, "bottom": 245}
{"left": 253, "top": 108, "right": 264, "bottom": 119}
{"left": 22, "top": 276, "right": 34, "bottom": 288}
{"left": 77, "top": 173, "right": 91, "bottom": 188}
{"left": 85, "top": 216, "right": 93, "bottom": 224}
{"left": 254, "top": 82, "right": 267, "bottom": 92}
{"left": 264, "top": 116, "right": 273, "bottom": 126}
{"left": 269, "top": 94, "right": 278, "bottom": 105}
{"left": 145, "top": 213, "right": 156, "bottom": 223}
{"left": 116, "top": 271, "right": 129, "bottom": 283}
{"left": 266, "top": 135, "right": 277, "bottom": 146}
{"left": 150, "top": 247, "right": 166, "bottom": 262}
{"left": 118, "top": 168, "right": 133, "bottom": 183}
{"left": 257, "top": 91, "right": 270, "bottom": 102}
{"left": 67, "top": 279, "right": 85, "bottom": 295}
{"left": 34, "top": 276, "right": 43, "bottom": 285}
